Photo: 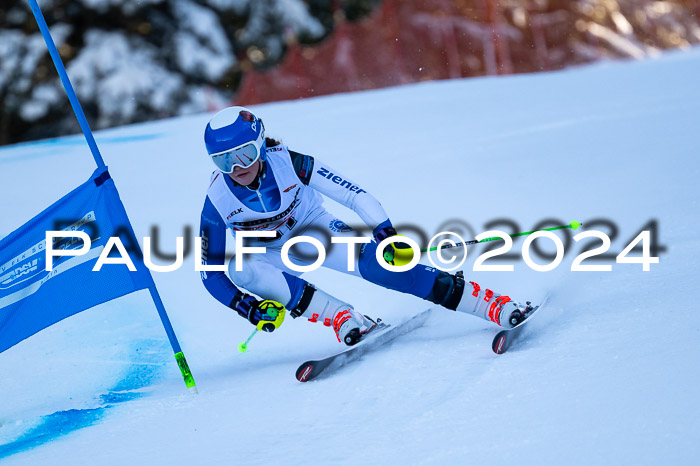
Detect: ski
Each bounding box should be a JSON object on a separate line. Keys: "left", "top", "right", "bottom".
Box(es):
{"left": 295, "top": 309, "right": 432, "bottom": 382}
{"left": 492, "top": 294, "right": 550, "bottom": 355}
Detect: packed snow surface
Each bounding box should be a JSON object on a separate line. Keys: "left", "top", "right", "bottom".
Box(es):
{"left": 1, "top": 49, "right": 699, "bottom": 464}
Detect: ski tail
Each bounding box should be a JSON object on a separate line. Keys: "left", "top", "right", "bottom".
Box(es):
{"left": 492, "top": 292, "right": 551, "bottom": 354}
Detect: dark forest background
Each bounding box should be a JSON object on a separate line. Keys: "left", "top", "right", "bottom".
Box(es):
{"left": 1, "top": 0, "right": 698, "bottom": 145}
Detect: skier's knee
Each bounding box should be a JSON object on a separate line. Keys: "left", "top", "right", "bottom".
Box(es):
{"left": 357, "top": 242, "right": 397, "bottom": 288}
{"left": 357, "top": 242, "right": 435, "bottom": 297}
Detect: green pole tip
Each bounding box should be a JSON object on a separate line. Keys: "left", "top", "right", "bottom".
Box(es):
{"left": 570, "top": 220, "right": 582, "bottom": 230}
{"left": 238, "top": 342, "right": 248, "bottom": 353}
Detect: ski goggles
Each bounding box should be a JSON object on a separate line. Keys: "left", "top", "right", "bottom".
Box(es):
{"left": 209, "top": 140, "right": 262, "bottom": 173}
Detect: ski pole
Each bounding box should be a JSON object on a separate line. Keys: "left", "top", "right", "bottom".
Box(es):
{"left": 421, "top": 220, "right": 582, "bottom": 252}
{"left": 238, "top": 329, "right": 258, "bottom": 353}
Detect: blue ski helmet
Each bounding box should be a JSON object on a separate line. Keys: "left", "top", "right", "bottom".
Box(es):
{"left": 204, "top": 106, "right": 266, "bottom": 173}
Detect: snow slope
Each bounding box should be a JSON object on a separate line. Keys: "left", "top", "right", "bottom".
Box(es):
{"left": 1, "top": 49, "right": 699, "bottom": 465}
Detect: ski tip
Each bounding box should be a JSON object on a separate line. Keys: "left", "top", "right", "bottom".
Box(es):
{"left": 296, "top": 363, "right": 315, "bottom": 382}
{"left": 492, "top": 333, "right": 508, "bottom": 354}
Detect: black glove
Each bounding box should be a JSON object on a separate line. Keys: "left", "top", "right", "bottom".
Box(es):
{"left": 231, "top": 293, "right": 285, "bottom": 332}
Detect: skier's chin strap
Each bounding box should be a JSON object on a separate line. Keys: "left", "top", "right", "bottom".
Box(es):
{"left": 248, "top": 161, "right": 266, "bottom": 190}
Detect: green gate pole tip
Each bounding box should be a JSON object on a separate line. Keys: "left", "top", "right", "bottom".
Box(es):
{"left": 174, "top": 352, "right": 198, "bottom": 394}
{"left": 239, "top": 329, "right": 258, "bottom": 353}
{"left": 570, "top": 220, "right": 582, "bottom": 230}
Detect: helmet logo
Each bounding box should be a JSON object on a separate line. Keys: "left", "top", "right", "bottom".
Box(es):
{"left": 239, "top": 111, "right": 254, "bottom": 122}
{"left": 239, "top": 110, "right": 257, "bottom": 131}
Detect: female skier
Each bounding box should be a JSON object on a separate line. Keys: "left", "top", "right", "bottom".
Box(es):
{"left": 199, "top": 106, "right": 529, "bottom": 346}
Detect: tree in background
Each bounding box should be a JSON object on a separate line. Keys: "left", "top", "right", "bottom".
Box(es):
{"left": 0, "top": 0, "right": 380, "bottom": 145}
{"left": 1, "top": 0, "right": 698, "bottom": 145}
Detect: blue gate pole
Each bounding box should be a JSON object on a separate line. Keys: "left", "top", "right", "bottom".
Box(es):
{"left": 27, "top": 0, "right": 197, "bottom": 393}
{"left": 147, "top": 284, "right": 197, "bottom": 393}
{"left": 26, "top": 0, "right": 105, "bottom": 169}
